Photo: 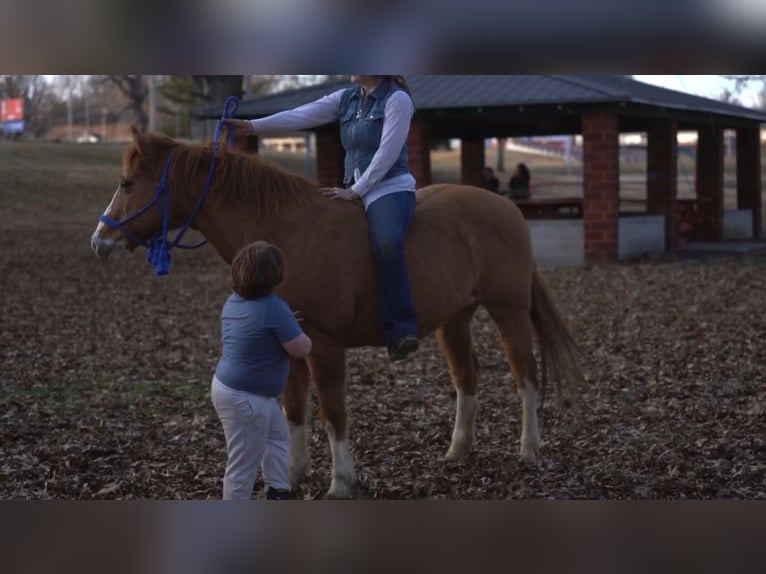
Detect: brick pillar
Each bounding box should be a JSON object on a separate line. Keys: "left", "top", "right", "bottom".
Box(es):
{"left": 736, "top": 125, "right": 762, "bottom": 240}
{"left": 696, "top": 125, "right": 724, "bottom": 241}
{"left": 582, "top": 110, "right": 619, "bottom": 264}
{"left": 460, "top": 138, "right": 485, "bottom": 185}
{"left": 647, "top": 119, "right": 679, "bottom": 252}
{"left": 315, "top": 129, "right": 345, "bottom": 187}
{"left": 407, "top": 116, "right": 432, "bottom": 188}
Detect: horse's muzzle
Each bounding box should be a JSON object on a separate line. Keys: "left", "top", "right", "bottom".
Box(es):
{"left": 91, "top": 234, "right": 117, "bottom": 258}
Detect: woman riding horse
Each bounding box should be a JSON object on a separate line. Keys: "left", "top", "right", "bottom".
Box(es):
{"left": 91, "top": 127, "right": 584, "bottom": 499}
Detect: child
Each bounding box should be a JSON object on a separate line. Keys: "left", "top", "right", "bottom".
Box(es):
{"left": 211, "top": 241, "right": 312, "bottom": 500}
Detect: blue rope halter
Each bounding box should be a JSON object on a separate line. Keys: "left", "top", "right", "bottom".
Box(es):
{"left": 99, "top": 96, "right": 240, "bottom": 276}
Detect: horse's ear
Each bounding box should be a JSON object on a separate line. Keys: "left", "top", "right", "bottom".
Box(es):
{"left": 130, "top": 124, "right": 150, "bottom": 156}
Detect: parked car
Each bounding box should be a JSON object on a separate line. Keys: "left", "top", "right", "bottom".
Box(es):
{"left": 76, "top": 133, "right": 100, "bottom": 144}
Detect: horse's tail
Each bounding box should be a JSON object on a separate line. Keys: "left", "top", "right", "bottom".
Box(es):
{"left": 529, "top": 267, "right": 585, "bottom": 408}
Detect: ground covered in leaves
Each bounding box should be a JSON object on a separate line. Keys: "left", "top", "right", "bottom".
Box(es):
{"left": 1, "top": 142, "right": 764, "bottom": 499}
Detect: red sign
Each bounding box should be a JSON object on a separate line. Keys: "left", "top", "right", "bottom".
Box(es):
{"left": 1, "top": 98, "right": 23, "bottom": 122}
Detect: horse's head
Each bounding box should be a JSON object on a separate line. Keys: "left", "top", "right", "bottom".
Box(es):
{"left": 91, "top": 126, "right": 181, "bottom": 258}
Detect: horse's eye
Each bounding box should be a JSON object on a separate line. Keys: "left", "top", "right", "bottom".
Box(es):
{"left": 120, "top": 178, "right": 133, "bottom": 192}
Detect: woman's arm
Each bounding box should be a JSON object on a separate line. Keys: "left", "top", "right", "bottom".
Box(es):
{"left": 222, "top": 90, "right": 343, "bottom": 139}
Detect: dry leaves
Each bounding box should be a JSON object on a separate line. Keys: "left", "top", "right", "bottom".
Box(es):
{"left": 1, "top": 147, "right": 764, "bottom": 499}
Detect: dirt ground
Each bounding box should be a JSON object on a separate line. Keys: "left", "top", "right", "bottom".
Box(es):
{"left": 1, "top": 141, "right": 764, "bottom": 499}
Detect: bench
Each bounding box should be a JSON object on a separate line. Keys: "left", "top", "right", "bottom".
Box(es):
{"left": 512, "top": 197, "right": 583, "bottom": 219}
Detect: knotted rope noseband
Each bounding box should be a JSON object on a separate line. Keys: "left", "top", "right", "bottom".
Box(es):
{"left": 99, "top": 96, "right": 240, "bottom": 276}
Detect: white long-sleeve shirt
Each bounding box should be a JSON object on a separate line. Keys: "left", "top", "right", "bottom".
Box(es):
{"left": 247, "top": 88, "right": 416, "bottom": 209}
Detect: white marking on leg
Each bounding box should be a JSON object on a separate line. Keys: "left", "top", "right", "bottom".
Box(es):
{"left": 445, "top": 390, "right": 478, "bottom": 460}
{"left": 288, "top": 422, "right": 311, "bottom": 488}
{"left": 519, "top": 381, "right": 540, "bottom": 463}
{"left": 325, "top": 422, "right": 356, "bottom": 499}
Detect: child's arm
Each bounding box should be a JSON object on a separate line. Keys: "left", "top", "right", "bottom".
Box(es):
{"left": 282, "top": 332, "right": 312, "bottom": 358}
{"left": 271, "top": 299, "right": 312, "bottom": 358}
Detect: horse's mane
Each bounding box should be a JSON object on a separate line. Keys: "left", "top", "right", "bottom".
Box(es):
{"left": 130, "top": 132, "right": 324, "bottom": 216}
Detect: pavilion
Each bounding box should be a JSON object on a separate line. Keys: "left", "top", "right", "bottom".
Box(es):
{"left": 199, "top": 75, "right": 765, "bottom": 264}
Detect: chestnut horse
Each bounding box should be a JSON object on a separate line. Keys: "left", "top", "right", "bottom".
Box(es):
{"left": 91, "top": 128, "right": 584, "bottom": 498}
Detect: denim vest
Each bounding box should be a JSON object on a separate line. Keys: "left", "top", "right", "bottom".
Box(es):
{"left": 338, "top": 80, "right": 411, "bottom": 186}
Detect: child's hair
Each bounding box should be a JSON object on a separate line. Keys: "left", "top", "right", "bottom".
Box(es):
{"left": 229, "top": 241, "right": 284, "bottom": 299}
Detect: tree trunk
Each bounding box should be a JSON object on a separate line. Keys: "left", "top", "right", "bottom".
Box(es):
{"left": 190, "top": 76, "right": 244, "bottom": 140}
{"left": 106, "top": 75, "right": 148, "bottom": 130}
{"left": 130, "top": 75, "right": 148, "bottom": 130}
{"left": 192, "top": 76, "right": 244, "bottom": 109}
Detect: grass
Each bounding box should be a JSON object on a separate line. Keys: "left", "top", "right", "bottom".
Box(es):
{"left": 0, "top": 141, "right": 124, "bottom": 228}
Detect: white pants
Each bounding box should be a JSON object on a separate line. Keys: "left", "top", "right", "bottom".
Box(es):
{"left": 210, "top": 376, "right": 290, "bottom": 500}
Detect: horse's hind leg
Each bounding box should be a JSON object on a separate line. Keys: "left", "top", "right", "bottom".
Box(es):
{"left": 306, "top": 341, "right": 356, "bottom": 499}
{"left": 486, "top": 305, "right": 540, "bottom": 463}
{"left": 436, "top": 306, "right": 480, "bottom": 460}
{"left": 282, "top": 358, "right": 313, "bottom": 489}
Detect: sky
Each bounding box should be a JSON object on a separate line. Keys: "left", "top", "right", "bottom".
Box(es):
{"left": 633, "top": 75, "right": 762, "bottom": 108}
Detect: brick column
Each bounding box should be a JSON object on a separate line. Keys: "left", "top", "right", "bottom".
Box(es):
{"left": 407, "top": 116, "right": 432, "bottom": 188}
{"left": 460, "top": 138, "right": 485, "bottom": 185}
{"left": 315, "top": 128, "right": 345, "bottom": 187}
{"left": 736, "top": 125, "right": 762, "bottom": 239}
{"left": 696, "top": 125, "right": 724, "bottom": 241}
{"left": 582, "top": 110, "right": 620, "bottom": 264}
{"left": 647, "top": 119, "right": 679, "bottom": 252}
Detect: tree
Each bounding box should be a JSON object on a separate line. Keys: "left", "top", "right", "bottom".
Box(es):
{"left": 191, "top": 75, "right": 245, "bottom": 108}
{"left": 720, "top": 75, "right": 766, "bottom": 109}
{"left": 718, "top": 88, "right": 742, "bottom": 106}
{"left": 0, "top": 75, "right": 59, "bottom": 138}
{"left": 293, "top": 75, "right": 348, "bottom": 87}
{"left": 191, "top": 76, "right": 280, "bottom": 140}
{"left": 157, "top": 76, "right": 196, "bottom": 138}
{"left": 149, "top": 75, "right": 343, "bottom": 141}
{"left": 103, "top": 75, "right": 149, "bottom": 129}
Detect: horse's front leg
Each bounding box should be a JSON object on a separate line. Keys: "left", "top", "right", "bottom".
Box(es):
{"left": 307, "top": 340, "right": 356, "bottom": 499}
{"left": 282, "top": 358, "right": 312, "bottom": 489}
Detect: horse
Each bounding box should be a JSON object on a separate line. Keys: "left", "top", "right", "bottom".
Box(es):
{"left": 90, "top": 127, "right": 585, "bottom": 499}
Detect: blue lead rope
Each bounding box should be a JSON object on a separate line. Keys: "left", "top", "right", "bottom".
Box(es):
{"left": 101, "top": 96, "right": 240, "bottom": 276}
{"left": 144, "top": 153, "right": 175, "bottom": 275}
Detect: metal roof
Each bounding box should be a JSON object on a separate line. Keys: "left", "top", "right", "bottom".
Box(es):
{"left": 198, "top": 75, "right": 766, "bottom": 124}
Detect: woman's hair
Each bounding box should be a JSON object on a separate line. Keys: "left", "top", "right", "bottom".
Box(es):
{"left": 382, "top": 75, "right": 412, "bottom": 95}
{"left": 229, "top": 241, "right": 285, "bottom": 299}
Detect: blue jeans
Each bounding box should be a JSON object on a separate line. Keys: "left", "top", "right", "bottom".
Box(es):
{"left": 365, "top": 191, "right": 418, "bottom": 344}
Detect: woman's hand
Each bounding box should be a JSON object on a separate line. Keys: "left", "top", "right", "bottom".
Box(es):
{"left": 320, "top": 187, "right": 357, "bottom": 201}
{"left": 223, "top": 119, "right": 255, "bottom": 151}
{"left": 222, "top": 119, "right": 252, "bottom": 136}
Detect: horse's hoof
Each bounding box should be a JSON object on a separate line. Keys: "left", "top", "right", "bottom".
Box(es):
{"left": 325, "top": 477, "right": 356, "bottom": 499}
{"left": 290, "top": 464, "right": 312, "bottom": 489}
{"left": 444, "top": 447, "right": 468, "bottom": 461}
{"left": 519, "top": 445, "right": 540, "bottom": 465}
